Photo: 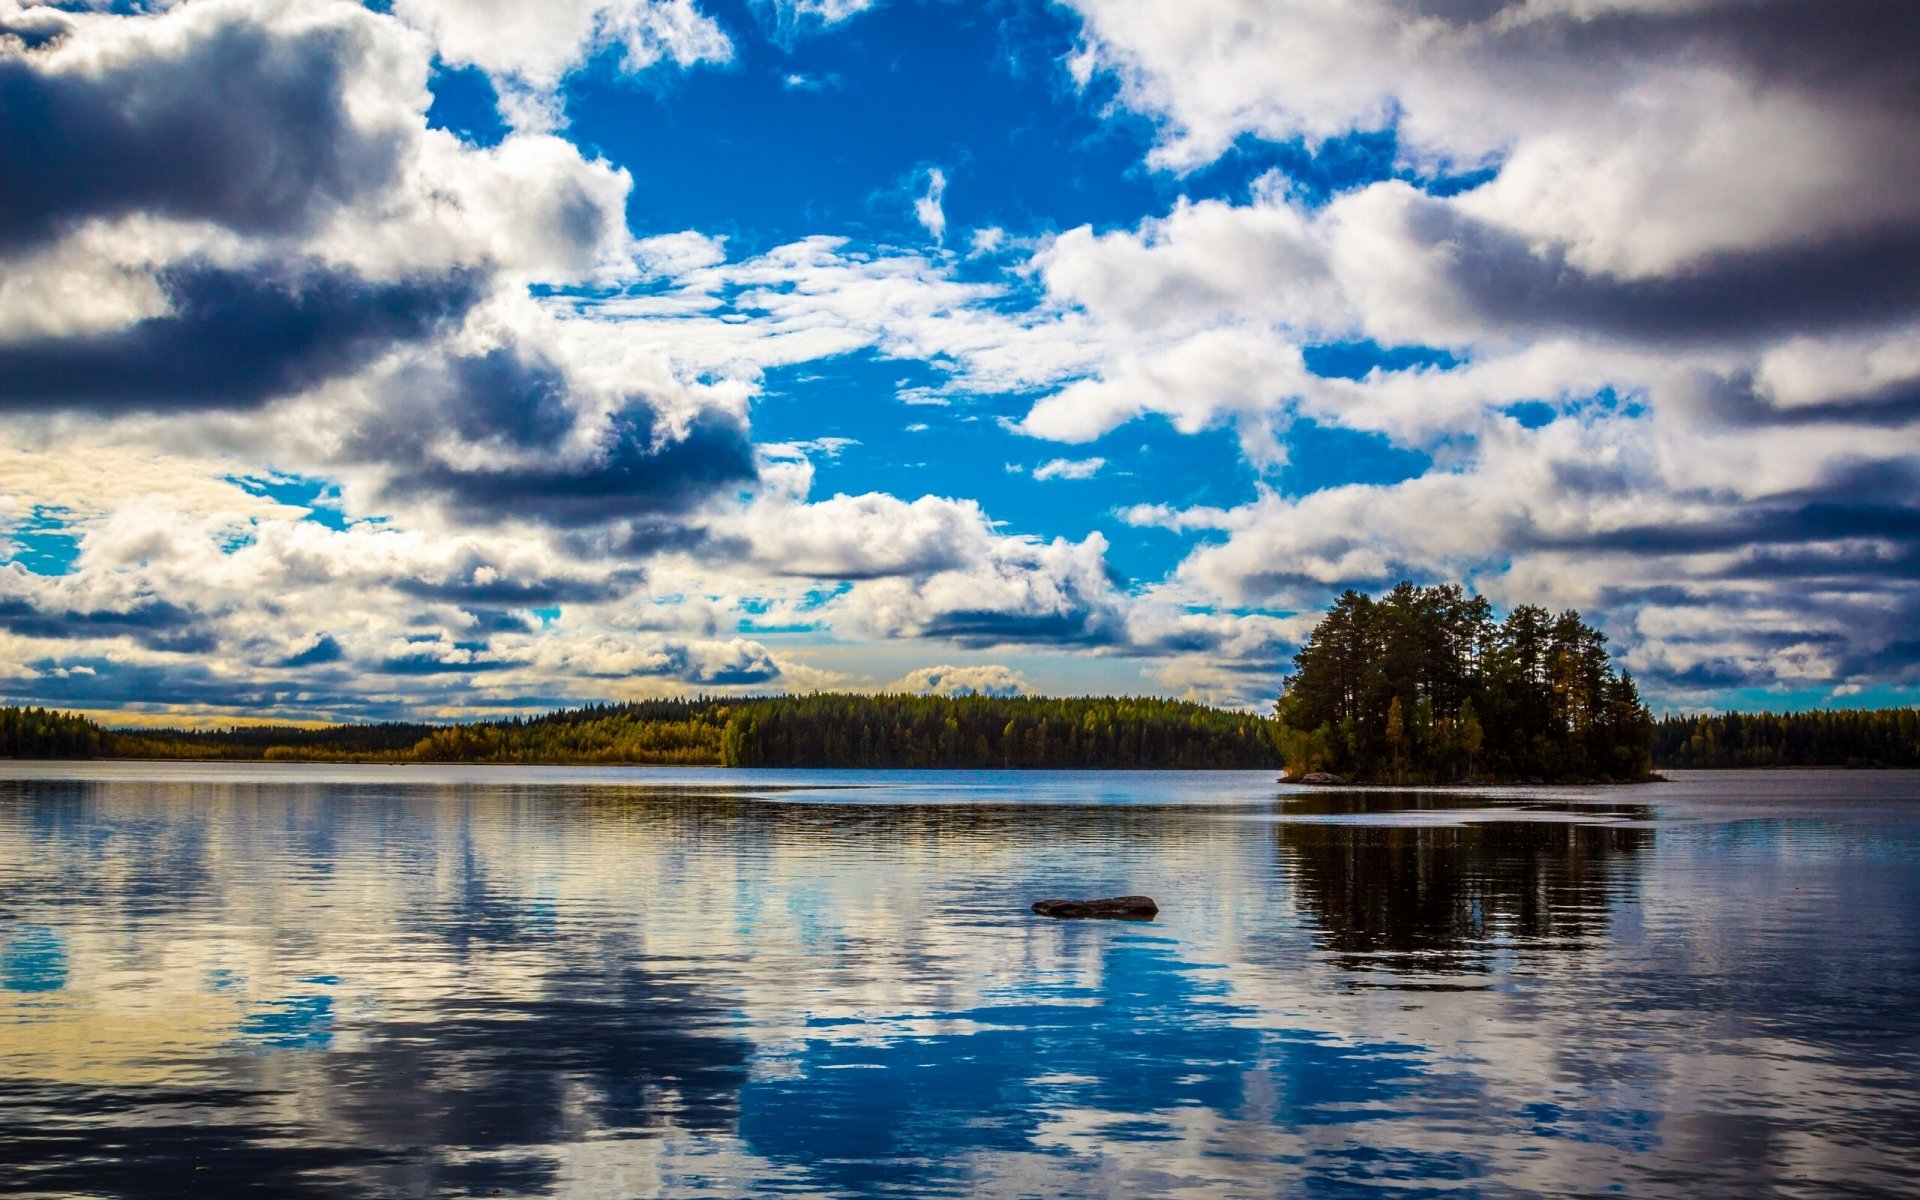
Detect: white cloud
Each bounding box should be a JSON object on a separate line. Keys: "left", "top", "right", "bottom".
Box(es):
{"left": 751, "top": 0, "right": 878, "bottom": 48}
{"left": 739, "top": 490, "right": 997, "bottom": 580}
{"left": 4, "top": 0, "right": 1917, "bottom": 714}
{"left": 1066, "top": 0, "right": 1920, "bottom": 270}
{"left": 913, "top": 167, "right": 948, "bottom": 245}
{"left": 391, "top": 0, "right": 731, "bottom": 129}
{"left": 1031, "top": 457, "right": 1106, "bottom": 481}
{"left": 886, "top": 663, "right": 1027, "bottom": 697}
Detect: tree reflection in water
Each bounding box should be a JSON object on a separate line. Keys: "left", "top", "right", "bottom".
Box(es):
{"left": 1276, "top": 792, "right": 1653, "bottom": 982}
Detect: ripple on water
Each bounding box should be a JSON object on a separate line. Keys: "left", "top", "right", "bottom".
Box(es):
{"left": 0, "top": 764, "right": 1917, "bottom": 1197}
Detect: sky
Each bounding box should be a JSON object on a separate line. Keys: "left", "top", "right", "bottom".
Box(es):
{"left": 0, "top": 0, "right": 1917, "bottom": 722}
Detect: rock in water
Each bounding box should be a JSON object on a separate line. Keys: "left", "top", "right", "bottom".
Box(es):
{"left": 1291, "top": 772, "right": 1347, "bottom": 785}
{"left": 1031, "top": 895, "right": 1159, "bottom": 920}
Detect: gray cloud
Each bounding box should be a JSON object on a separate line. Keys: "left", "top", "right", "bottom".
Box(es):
{"left": 0, "top": 595, "right": 216, "bottom": 653}
{"left": 1408, "top": 202, "right": 1920, "bottom": 347}
{"left": 0, "top": 656, "right": 374, "bottom": 712}
{"left": 0, "top": 12, "right": 405, "bottom": 253}
{"left": 0, "top": 261, "right": 481, "bottom": 413}
{"left": 1677, "top": 371, "right": 1920, "bottom": 429}
{"left": 1537, "top": 1, "right": 1920, "bottom": 109}
{"left": 360, "top": 349, "right": 758, "bottom": 528}
{"left": 375, "top": 652, "right": 514, "bottom": 676}
{"left": 278, "top": 634, "right": 344, "bottom": 667}
{"left": 923, "top": 608, "right": 1121, "bottom": 649}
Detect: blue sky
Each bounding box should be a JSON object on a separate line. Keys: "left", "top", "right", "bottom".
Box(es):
{"left": 1, "top": 0, "right": 1917, "bottom": 720}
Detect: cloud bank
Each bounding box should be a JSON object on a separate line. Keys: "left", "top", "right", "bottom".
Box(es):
{"left": 1, "top": 0, "right": 1914, "bottom": 717}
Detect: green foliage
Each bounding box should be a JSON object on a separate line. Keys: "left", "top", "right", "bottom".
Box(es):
{"left": 2, "top": 694, "right": 1280, "bottom": 769}
{"left": 720, "top": 693, "right": 1283, "bottom": 769}
{"left": 0, "top": 706, "right": 108, "bottom": 758}
{"left": 1653, "top": 708, "right": 1920, "bottom": 768}
{"left": 111, "top": 721, "right": 435, "bottom": 761}
{"left": 407, "top": 700, "right": 728, "bottom": 765}
{"left": 1274, "top": 582, "right": 1655, "bottom": 783}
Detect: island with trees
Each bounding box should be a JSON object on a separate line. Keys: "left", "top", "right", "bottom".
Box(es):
{"left": 1272, "top": 582, "right": 1657, "bottom": 783}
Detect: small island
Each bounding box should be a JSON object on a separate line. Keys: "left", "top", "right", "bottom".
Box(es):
{"left": 1272, "top": 582, "right": 1656, "bottom": 784}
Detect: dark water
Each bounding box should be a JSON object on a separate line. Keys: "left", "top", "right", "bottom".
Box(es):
{"left": 1, "top": 764, "right": 1917, "bottom": 1198}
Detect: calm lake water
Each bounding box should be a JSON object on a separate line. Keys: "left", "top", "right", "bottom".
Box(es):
{"left": 1, "top": 764, "right": 1917, "bottom": 1198}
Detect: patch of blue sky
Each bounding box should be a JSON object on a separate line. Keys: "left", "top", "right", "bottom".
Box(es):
{"left": 1303, "top": 339, "right": 1463, "bottom": 381}
{"left": 1500, "top": 386, "right": 1647, "bottom": 429}
{"left": 1184, "top": 123, "right": 1498, "bottom": 209}
{"left": 424, "top": 62, "right": 509, "bottom": 147}
{"left": 559, "top": 0, "right": 1170, "bottom": 252}
{"left": 44, "top": 0, "right": 148, "bottom": 14}
{"left": 734, "top": 595, "right": 821, "bottom": 633}
{"left": 799, "top": 583, "right": 853, "bottom": 610}
{"left": 543, "top": 2, "right": 1504, "bottom": 256}
{"left": 754, "top": 352, "right": 1261, "bottom": 586}
{"left": 1280, "top": 420, "right": 1433, "bottom": 498}
{"left": 1503, "top": 400, "right": 1559, "bottom": 430}
{"left": 3, "top": 508, "right": 80, "bottom": 576}
{"left": 226, "top": 472, "right": 351, "bottom": 531}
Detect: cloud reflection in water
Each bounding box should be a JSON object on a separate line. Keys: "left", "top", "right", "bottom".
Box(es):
{"left": 0, "top": 766, "right": 1916, "bottom": 1197}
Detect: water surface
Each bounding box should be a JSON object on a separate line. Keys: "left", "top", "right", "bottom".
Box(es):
{"left": 2, "top": 764, "right": 1916, "bottom": 1197}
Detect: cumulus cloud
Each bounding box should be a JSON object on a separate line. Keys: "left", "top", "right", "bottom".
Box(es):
{"left": 391, "top": 0, "right": 731, "bottom": 129}
{"left": 887, "top": 663, "right": 1027, "bottom": 698}
{"left": 4, "top": 0, "right": 1917, "bottom": 714}
{"left": 1031, "top": 457, "right": 1105, "bottom": 481}
{"left": 1067, "top": 0, "right": 1920, "bottom": 247}
{"left": 0, "top": 0, "right": 756, "bottom": 540}
{"left": 0, "top": 261, "right": 481, "bottom": 414}
{"left": 0, "top": 486, "right": 796, "bottom": 716}
{"left": 837, "top": 530, "right": 1128, "bottom": 648}
{"left": 741, "top": 489, "right": 995, "bottom": 579}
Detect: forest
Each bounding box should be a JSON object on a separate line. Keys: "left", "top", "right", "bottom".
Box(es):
{"left": 0, "top": 706, "right": 110, "bottom": 759}
{"left": 7, "top": 687, "right": 1914, "bottom": 773}
{"left": 1654, "top": 708, "right": 1920, "bottom": 768}
{"left": 720, "top": 694, "right": 1282, "bottom": 768}
{"left": 0, "top": 695, "right": 1281, "bottom": 769}
{"left": 1272, "top": 582, "right": 1656, "bottom": 783}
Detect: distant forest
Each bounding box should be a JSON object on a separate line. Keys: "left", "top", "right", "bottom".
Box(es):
{"left": 0, "top": 706, "right": 110, "bottom": 759}
{"left": 4, "top": 692, "right": 1915, "bottom": 773}
{"left": 721, "top": 694, "right": 1281, "bottom": 769}
{"left": 1655, "top": 709, "right": 1920, "bottom": 769}
{"left": 1274, "top": 582, "right": 1656, "bottom": 783}
{"left": 0, "top": 695, "right": 1283, "bottom": 770}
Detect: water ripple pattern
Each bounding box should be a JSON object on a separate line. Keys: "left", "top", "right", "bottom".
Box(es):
{"left": 1, "top": 764, "right": 1916, "bottom": 1197}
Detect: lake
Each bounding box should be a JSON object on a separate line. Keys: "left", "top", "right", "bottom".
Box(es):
{"left": 2, "top": 764, "right": 1917, "bottom": 1198}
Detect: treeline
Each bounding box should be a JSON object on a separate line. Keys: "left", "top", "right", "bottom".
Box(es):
{"left": 1274, "top": 582, "right": 1655, "bottom": 783}
{"left": 0, "top": 706, "right": 110, "bottom": 758}
{"left": 1655, "top": 708, "right": 1920, "bottom": 769}
{"left": 111, "top": 720, "right": 435, "bottom": 762}
{"left": 10, "top": 696, "right": 1918, "bottom": 772}
{"left": 25, "top": 700, "right": 732, "bottom": 766}
{"left": 409, "top": 700, "right": 727, "bottom": 766}
{"left": 721, "top": 694, "right": 1282, "bottom": 769}
{"left": 0, "top": 695, "right": 1281, "bottom": 769}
